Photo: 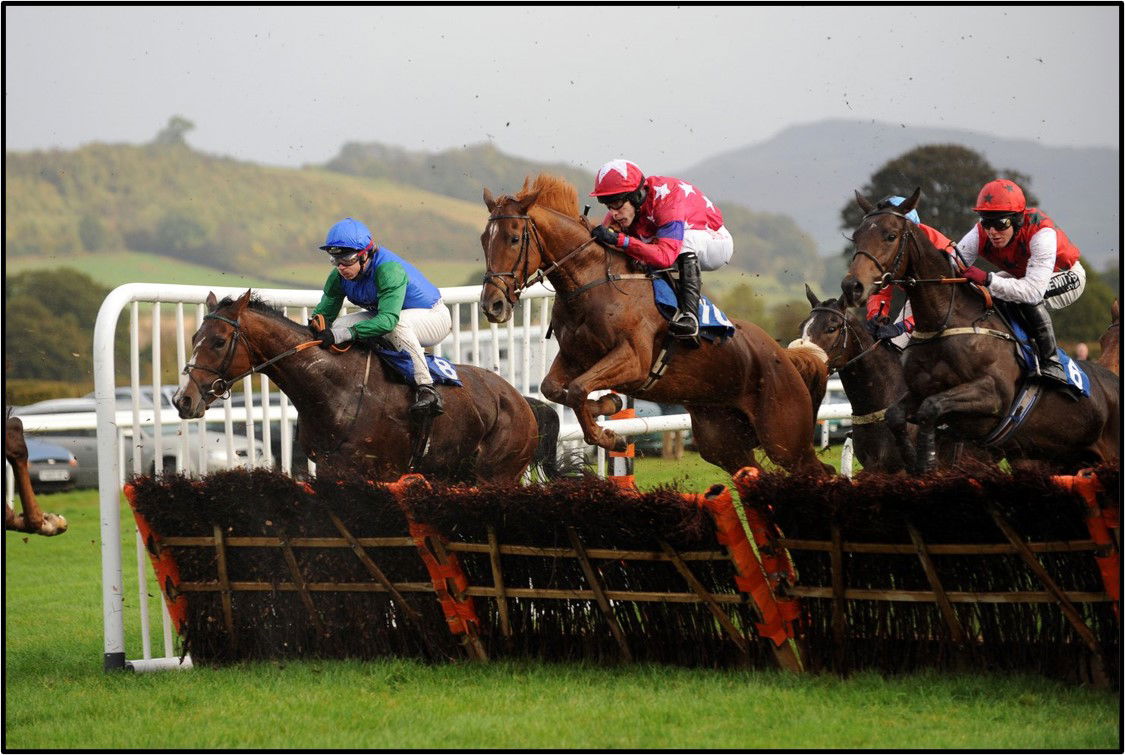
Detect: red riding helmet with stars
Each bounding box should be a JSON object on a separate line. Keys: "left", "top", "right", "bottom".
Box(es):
{"left": 590, "top": 159, "right": 645, "bottom": 197}
{"left": 973, "top": 179, "right": 1027, "bottom": 214}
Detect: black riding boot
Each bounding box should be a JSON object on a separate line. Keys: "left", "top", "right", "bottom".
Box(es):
{"left": 1020, "top": 302, "right": 1078, "bottom": 398}
{"left": 410, "top": 383, "right": 444, "bottom": 416}
{"left": 669, "top": 252, "right": 702, "bottom": 342}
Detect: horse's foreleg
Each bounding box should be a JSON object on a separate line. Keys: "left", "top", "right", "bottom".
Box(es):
{"left": 3, "top": 451, "right": 66, "bottom": 536}
{"left": 911, "top": 378, "right": 1001, "bottom": 474}
{"left": 563, "top": 345, "right": 648, "bottom": 452}
{"left": 540, "top": 358, "right": 622, "bottom": 418}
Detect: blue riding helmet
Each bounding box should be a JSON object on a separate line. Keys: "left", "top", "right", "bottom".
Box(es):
{"left": 880, "top": 196, "right": 920, "bottom": 224}
{"left": 319, "top": 217, "right": 373, "bottom": 252}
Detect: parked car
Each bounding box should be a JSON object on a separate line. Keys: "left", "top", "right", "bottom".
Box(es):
{"left": 154, "top": 422, "right": 266, "bottom": 474}
{"left": 23, "top": 438, "right": 80, "bottom": 494}
{"left": 84, "top": 386, "right": 179, "bottom": 410}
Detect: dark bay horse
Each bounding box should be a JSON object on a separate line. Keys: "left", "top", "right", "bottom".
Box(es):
{"left": 173, "top": 291, "right": 546, "bottom": 484}
{"left": 841, "top": 189, "right": 1120, "bottom": 473}
{"left": 479, "top": 174, "right": 829, "bottom": 477}
{"left": 796, "top": 286, "right": 996, "bottom": 474}
{"left": 5, "top": 413, "right": 68, "bottom": 536}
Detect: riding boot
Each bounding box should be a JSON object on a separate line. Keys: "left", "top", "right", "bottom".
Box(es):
{"left": 410, "top": 383, "right": 444, "bottom": 416}
{"left": 1021, "top": 302, "right": 1079, "bottom": 399}
{"left": 669, "top": 252, "right": 702, "bottom": 343}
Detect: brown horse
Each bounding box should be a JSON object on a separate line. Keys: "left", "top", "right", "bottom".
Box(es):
{"left": 841, "top": 189, "right": 1120, "bottom": 473}
{"left": 173, "top": 291, "right": 548, "bottom": 484}
{"left": 479, "top": 174, "right": 829, "bottom": 477}
{"left": 1098, "top": 299, "right": 1119, "bottom": 375}
{"left": 795, "top": 286, "right": 996, "bottom": 474}
{"left": 5, "top": 413, "right": 68, "bottom": 536}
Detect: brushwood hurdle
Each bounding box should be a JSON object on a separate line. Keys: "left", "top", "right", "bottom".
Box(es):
{"left": 84, "top": 282, "right": 850, "bottom": 672}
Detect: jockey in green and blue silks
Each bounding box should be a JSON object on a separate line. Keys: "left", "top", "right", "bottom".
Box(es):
{"left": 311, "top": 217, "right": 451, "bottom": 416}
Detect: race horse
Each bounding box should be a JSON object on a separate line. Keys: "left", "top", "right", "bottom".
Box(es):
{"left": 479, "top": 174, "right": 829, "bottom": 477}
{"left": 795, "top": 286, "right": 995, "bottom": 473}
{"left": 841, "top": 189, "right": 1120, "bottom": 473}
{"left": 5, "top": 412, "right": 68, "bottom": 536}
{"left": 173, "top": 290, "right": 558, "bottom": 484}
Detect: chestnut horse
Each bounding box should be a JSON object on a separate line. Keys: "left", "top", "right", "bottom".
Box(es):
{"left": 173, "top": 291, "right": 547, "bottom": 484}
{"left": 5, "top": 413, "right": 68, "bottom": 536}
{"left": 479, "top": 174, "right": 828, "bottom": 477}
{"left": 841, "top": 189, "right": 1120, "bottom": 473}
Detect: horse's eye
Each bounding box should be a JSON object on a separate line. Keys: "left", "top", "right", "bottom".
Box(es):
{"left": 510, "top": 235, "right": 520, "bottom": 245}
{"left": 884, "top": 232, "right": 897, "bottom": 242}
{"left": 211, "top": 337, "right": 226, "bottom": 349}
{"left": 826, "top": 326, "right": 837, "bottom": 333}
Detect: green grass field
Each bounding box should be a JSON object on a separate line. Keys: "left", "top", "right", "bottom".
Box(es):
{"left": 4, "top": 452, "right": 1119, "bottom": 749}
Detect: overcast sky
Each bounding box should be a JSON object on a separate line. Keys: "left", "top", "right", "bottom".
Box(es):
{"left": 4, "top": 6, "right": 1120, "bottom": 173}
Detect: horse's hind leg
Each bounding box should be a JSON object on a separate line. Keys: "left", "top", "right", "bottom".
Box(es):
{"left": 688, "top": 406, "right": 762, "bottom": 476}
{"left": 743, "top": 370, "right": 829, "bottom": 476}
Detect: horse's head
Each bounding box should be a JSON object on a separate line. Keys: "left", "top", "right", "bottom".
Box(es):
{"left": 173, "top": 289, "right": 255, "bottom": 419}
{"left": 480, "top": 187, "right": 543, "bottom": 323}
{"left": 841, "top": 188, "right": 921, "bottom": 307}
{"left": 797, "top": 284, "right": 869, "bottom": 372}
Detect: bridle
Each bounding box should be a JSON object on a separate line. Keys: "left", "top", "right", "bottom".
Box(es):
{"left": 182, "top": 312, "right": 319, "bottom": 400}
{"left": 482, "top": 209, "right": 615, "bottom": 304}
{"left": 849, "top": 209, "right": 919, "bottom": 290}
{"left": 806, "top": 305, "right": 884, "bottom": 371}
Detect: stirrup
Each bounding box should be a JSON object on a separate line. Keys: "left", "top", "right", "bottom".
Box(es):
{"left": 410, "top": 385, "right": 444, "bottom": 416}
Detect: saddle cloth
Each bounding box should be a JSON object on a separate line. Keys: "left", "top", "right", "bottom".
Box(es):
{"left": 1000, "top": 302, "right": 1090, "bottom": 397}
{"left": 374, "top": 347, "right": 462, "bottom": 387}
{"left": 652, "top": 278, "right": 735, "bottom": 341}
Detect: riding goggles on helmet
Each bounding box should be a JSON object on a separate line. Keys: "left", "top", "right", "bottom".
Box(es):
{"left": 326, "top": 248, "right": 364, "bottom": 266}
{"left": 979, "top": 215, "right": 1014, "bottom": 231}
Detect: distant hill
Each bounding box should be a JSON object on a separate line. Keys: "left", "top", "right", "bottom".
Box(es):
{"left": 323, "top": 141, "right": 595, "bottom": 206}
{"left": 679, "top": 119, "right": 1120, "bottom": 270}
{"left": 4, "top": 143, "right": 489, "bottom": 270}
{"left": 4, "top": 141, "right": 827, "bottom": 288}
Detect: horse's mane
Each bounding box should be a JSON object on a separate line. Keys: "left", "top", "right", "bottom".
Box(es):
{"left": 518, "top": 173, "right": 580, "bottom": 219}
{"left": 217, "top": 294, "right": 303, "bottom": 330}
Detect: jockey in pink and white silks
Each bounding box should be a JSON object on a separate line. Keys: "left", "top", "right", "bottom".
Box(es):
{"left": 588, "top": 159, "right": 734, "bottom": 340}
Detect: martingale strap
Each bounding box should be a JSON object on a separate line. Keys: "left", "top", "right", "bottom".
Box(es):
{"left": 634, "top": 334, "right": 677, "bottom": 394}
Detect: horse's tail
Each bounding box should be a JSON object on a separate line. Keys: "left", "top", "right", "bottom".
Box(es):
{"left": 523, "top": 395, "right": 590, "bottom": 480}
{"left": 785, "top": 339, "right": 830, "bottom": 424}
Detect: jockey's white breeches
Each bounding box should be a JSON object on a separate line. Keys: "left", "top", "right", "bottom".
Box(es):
{"left": 681, "top": 225, "right": 734, "bottom": 271}
{"left": 335, "top": 300, "right": 452, "bottom": 385}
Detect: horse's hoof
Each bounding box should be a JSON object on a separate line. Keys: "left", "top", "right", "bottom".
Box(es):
{"left": 39, "top": 514, "right": 68, "bottom": 536}
{"left": 611, "top": 435, "right": 628, "bottom": 453}
{"left": 606, "top": 393, "right": 624, "bottom": 415}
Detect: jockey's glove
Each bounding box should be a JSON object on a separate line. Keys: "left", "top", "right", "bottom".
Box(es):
{"left": 963, "top": 266, "right": 992, "bottom": 286}
{"left": 314, "top": 328, "right": 336, "bottom": 348}
{"left": 590, "top": 224, "right": 619, "bottom": 248}
{"left": 315, "top": 325, "right": 353, "bottom": 349}
{"left": 872, "top": 321, "right": 906, "bottom": 341}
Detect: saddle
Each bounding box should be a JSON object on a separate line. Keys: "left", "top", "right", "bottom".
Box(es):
{"left": 651, "top": 275, "right": 735, "bottom": 342}
{"left": 992, "top": 302, "right": 1089, "bottom": 397}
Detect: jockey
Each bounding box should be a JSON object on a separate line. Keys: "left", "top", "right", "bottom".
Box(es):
{"left": 955, "top": 179, "right": 1085, "bottom": 390}
{"left": 588, "top": 159, "right": 733, "bottom": 340}
{"left": 865, "top": 195, "right": 957, "bottom": 347}
{"left": 310, "top": 217, "right": 452, "bottom": 416}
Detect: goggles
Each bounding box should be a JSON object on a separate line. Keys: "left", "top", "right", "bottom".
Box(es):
{"left": 979, "top": 215, "right": 1014, "bottom": 231}
{"left": 327, "top": 249, "right": 363, "bottom": 267}
{"left": 599, "top": 194, "right": 630, "bottom": 211}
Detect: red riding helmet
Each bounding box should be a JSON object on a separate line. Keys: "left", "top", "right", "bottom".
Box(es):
{"left": 973, "top": 180, "right": 1027, "bottom": 214}
{"left": 590, "top": 159, "right": 644, "bottom": 197}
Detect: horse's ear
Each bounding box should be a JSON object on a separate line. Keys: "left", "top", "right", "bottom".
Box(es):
{"left": 515, "top": 191, "right": 540, "bottom": 215}
{"left": 231, "top": 289, "right": 252, "bottom": 318}
{"left": 805, "top": 283, "right": 820, "bottom": 307}
{"left": 855, "top": 190, "right": 875, "bottom": 215}
{"left": 898, "top": 187, "right": 922, "bottom": 215}
{"left": 206, "top": 291, "right": 219, "bottom": 311}
{"left": 483, "top": 187, "right": 497, "bottom": 213}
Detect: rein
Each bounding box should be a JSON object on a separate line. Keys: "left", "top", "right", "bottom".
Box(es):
{"left": 807, "top": 305, "right": 885, "bottom": 371}
{"left": 183, "top": 312, "right": 321, "bottom": 399}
